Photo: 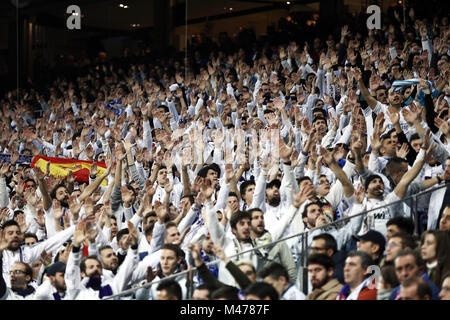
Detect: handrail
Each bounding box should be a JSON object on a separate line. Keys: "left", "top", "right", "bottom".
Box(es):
{"left": 103, "top": 182, "right": 449, "bottom": 299}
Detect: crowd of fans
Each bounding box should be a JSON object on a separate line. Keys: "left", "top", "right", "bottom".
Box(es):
{"left": 0, "top": 4, "right": 450, "bottom": 301}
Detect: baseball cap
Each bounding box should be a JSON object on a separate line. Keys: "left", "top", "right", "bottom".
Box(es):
{"left": 46, "top": 262, "right": 67, "bottom": 276}
{"left": 353, "top": 229, "right": 386, "bottom": 251}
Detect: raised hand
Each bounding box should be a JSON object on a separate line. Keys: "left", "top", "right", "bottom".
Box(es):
{"left": 52, "top": 199, "right": 64, "bottom": 220}
{"left": 434, "top": 117, "right": 450, "bottom": 136}
{"left": 293, "top": 184, "right": 315, "bottom": 208}
{"left": 279, "top": 137, "right": 293, "bottom": 163}
{"left": 200, "top": 178, "right": 215, "bottom": 200}
{"left": 211, "top": 243, "right": 230, "bottom": 264}
{"left": 73, "top": 221, "right": 87, "bottom": 247}
{"left": 396, "top": 143, "right": 410, "bottom": 158}
{"left": 319, "top": 146, "right": 338, "bottom": 166}
{"left": 0, "top": 162, "right": 11, "bottom": 178}
{"left": 68, "top": 195, "right": 82, "bottom": 221}
{"left": 354, "top": 183, "right": 366, "bottom": 204}
{"left": 387, "top": 109, "right": 400, "bottom": 126}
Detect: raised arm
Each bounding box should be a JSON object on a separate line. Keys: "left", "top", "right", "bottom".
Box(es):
{"left": 78, "top": 158, "right": 113, "bottom": 203}
{"left": 393, "top": 130, "right": 434, "bottom": 199}
{"left": 354, "top": 67, "right": 378, "bottom": 110}
{"left": 320, "top": 146, "right": 355, "bottom": 198}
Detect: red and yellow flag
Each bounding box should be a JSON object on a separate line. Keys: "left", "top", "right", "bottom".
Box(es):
{"left": 30, "top": 156, "right": 107, "bottom": 186}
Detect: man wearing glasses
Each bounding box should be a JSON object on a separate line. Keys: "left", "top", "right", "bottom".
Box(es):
{"left": 0, "top": 261, "right": 36, "bottom": 299}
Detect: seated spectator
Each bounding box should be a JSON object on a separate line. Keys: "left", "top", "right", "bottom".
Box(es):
{"left": 244, "top": 282, "right": 279, "bottom": 300}
{"left": 439, "top": 272, "right": 450, "bottom": 300}
{"left": 306, "top": 254, "right": 343, "bottom": 300}
{"left": 336, "top": 251, "right": 377, "bottom": 300}
{"left": 192, "top": 283, "right": 213, "bottom": 300}
{"left": 390, "top": 249, "right": 441, "bottom": 300}
{"left": 377, "top": 265, "right": 399, "bottom": 300}
{"left": 258, "top": 262, "right": 305, "bottom": 300}
{"left": 382, "top": 232, "right": 417, "bottom": 266}
{"left": 420, "top": 230, "right": 450, "bottom": 288}
{"left": 354, "top": 229, "right": 386, "bottom": 265}
{"left": 156, "top": 279, "right": 182, "bottom": 300}
{"left": 399, "top": 276, "right": 432, "bottom": 300}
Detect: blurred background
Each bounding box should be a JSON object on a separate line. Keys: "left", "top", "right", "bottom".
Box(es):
{"left": 0, "top": 0, "right": 448, "bottom": 95}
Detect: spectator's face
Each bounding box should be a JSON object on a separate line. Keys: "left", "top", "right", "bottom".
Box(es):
{"left": 389, "top": 131, "right": 399, "bottom": 146}
{"left": 388, "top": 89, "right": 402, "bottom": 105}
{"left": 315, "top": 100, "right": 324, "bottom": 108}
{"left": 263, "top": 275, "right": 285, "bottom": 297}
{"left": 250, "top": 210, "right": 265, "bottom": 235}
{"left": 299, "top": 179, "right": 315, "bottom": 198}
{"left": 317, "top": 176, "right": 331, "bottom": 196}
{"left": 50, "top": 272, "right": 67, "bottom": 292}
{"left": 97, "top": 153, "right": 106, "bottom": 162}
{"left": 367, "top": 178, "right": 384, "bottom": 198}
{"left": 357, "top": 240, "right": 379, "bottom": 258}
{"left": 55, "top": 186, "right": 69, "bottom": 206}
{"left": 437, "top": 60, "right": 447, "bottom": 73}
{"left": 343, "top": 256, "right": 366, "bottom": 287}
{"left": 25, "top": 180, "right": 36, "bottom": 192}
{"left": 395, "top": 254, "right": 420, "bottom": 284}
{"left": 381, "top": 137, "right": 396, "bottom": 157}
{"left": 160, "top": 249, "right": 179, "bottom": 275}
{"left": 313, "top": 119, "right": 327, "bottom": 134}
{"left": 157, "top": 168, "right": 167, "bottom": 185}
{"left": 206, "top": 169, "right": 218, "bottom": 185}
{"left": 304, "top": 204, "right": 322, "bottom": 228}
{"left": 24, "top": 236, "right": 37, "bottom": 246}
{"left": 226, "top": 196, "right": 239, "bottom": 213}
{"left": 310, "top": 239, "right": 331, "bottom": 256}
{"left": 308, "top": 263, "right": 332, "bottom": 289}
{"left": 165, "top": 226, "right": 180, "bottom": 244}
{"left": 193, "top": 288, "right": 210, "bottom": 300}
{"left": 386, "top": 224, "right": 400, "bottom": 241}
{"left": 157, "top": 289, "right": 177, "bottom": 300}
{"left": 10, "top": 263, "right": 30, "bottom": 290}
{"left": 421, "top": 233, "right": 437, "bottom": 263}
{"left": 243, "top": 184, "right": 255, "bottom": 204}
{"left": 439, "top": 278, "right": 450, "bottom": 300}
{"left": 4, "top": 225, "right": 21, "bottom": 251}
{"left": 238, "top": 264, "right": 257, "bottom": 282}
{"left": 100, "top": 248, "right": 119, "bottom": 271}
{"left": 391, "top": 161, "right": 408, "bottom": 184}
{"left": 410, "top": 138, "right": 422, "bottom": 154}
{"left": 400, "top": 283, "right": 429, "bottom": 300}
{"left": 386, "top": 237, "right": 403, "bottom": 262}
{"left": 266, "top": 185, "right": 280, "bottom": 206}
{"left": 83, "top": 259, "right": 102, "bottom": 278}
{"left": 110, "top": 219, "right": 118, "bottom": 238}
{"left": 201, "top": 235, "right": 214, "bottom": 254}
{"left": 232, "top": 218, "right": 251, "bottom": 241}
{"left": 439, "top": 207, "right": 450, "bottom": 231}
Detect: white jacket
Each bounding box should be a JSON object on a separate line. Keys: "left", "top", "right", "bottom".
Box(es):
{"left": 1, "top": 225, "right": 75, "bottom": 287}
{"left": 64, "top": 246, "right": 138, "bottom": 300}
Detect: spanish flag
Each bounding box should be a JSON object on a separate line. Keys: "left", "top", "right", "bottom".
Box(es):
{"left": 30, "top": 156, "right": 108, "bottom": 186}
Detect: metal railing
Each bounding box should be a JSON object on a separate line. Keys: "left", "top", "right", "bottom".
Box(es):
{"left": 103, "top": 182, "right": 449, "bottom": 299}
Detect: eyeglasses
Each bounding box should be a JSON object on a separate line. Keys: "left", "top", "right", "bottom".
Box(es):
{"left": 387, "top": 242, "right": 399, "bottom": 248}
{"left": 9, "top": 270, "right": 26, "bottom": 275}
